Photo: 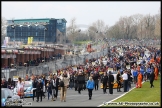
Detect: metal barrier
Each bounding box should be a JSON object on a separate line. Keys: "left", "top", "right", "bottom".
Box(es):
{"left": 14, "top": 48, "right": 108, "bottom": 78}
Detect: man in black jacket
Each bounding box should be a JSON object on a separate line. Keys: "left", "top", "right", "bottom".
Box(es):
{"left": 116, "top": 71, "right": 122, "bottom": 92}
{"left": 74, "top": 74, "right": 78, "bottom": 91}
{"left": 77, "top": 72, "right": 84, "bottom": 94}
{"left": 150, "top": 71, "right": 155, "bottom": 88}
{"left": 108, "top": 71, "right": 114, "bottom": 94}
{"left": 69, "top": 74, "right": 74, "bottom": 89}
{"left": 32, "top": 77, "right": 38, "bottom": 101}
{"left": 53, "top": 74, "right": 59, "bottom": 100}
{"left": 101, "top": 72, "right": 108, "bottom": 94}
{"left": 36, "top": 79, "right": 43, "bottom": 102}
{"left": 93, "top": 71, "right": 99, "bottom": 90}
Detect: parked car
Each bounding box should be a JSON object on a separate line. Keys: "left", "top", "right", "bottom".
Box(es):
{"left": 13, "top": 81, "right": 36, "bottom": 98}
{"left": 1, "top": 88, "right": 20, "bottom": 106}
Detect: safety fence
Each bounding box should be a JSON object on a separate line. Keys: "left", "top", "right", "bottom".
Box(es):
{"left": 8, "top": 48, "right": 108, "bottom": 78}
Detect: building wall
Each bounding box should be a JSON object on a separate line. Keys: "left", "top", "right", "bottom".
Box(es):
{"left": 7, "top": 18, "right": 66, "bottom": 43}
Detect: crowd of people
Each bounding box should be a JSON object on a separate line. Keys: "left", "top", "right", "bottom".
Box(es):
{"left": 1, "top": 44, "right": 161, "bottom": 102}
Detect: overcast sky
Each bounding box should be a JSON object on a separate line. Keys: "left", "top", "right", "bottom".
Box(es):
{"left": 2, "top": 1, "right": 160, "bottom": 28}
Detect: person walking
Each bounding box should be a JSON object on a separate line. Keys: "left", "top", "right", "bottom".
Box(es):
{"left": 46, "top": 81, "right": 52, "bottom": 100}
{"left": 127, "top": 71, "right": 132, "bottom": 91}
{"left": 51, "top": 76, "right": 56, "bottom": 101}
{"left": 108, "top": 71, "right": 114, "bottom": 94}
{"left": 116, "top": 71, "right": 122, "bottom": 92}
{"left": 137, "top": 71, "right": 142, "bottom": 88}
{"left": 86, "top": 76, "right": 95, "bottom": 100}
{"left": 41, "top": 76, "right": 46, "bottom": 98}
{"left": 32, "top": 77, "right": 37, "bottom": 101}
{"left": 133, "top": 68, "right": 138, "bottom": 84}
{"left": 69, "top": 73, "right": 74, "bottom": 89}
{"left": 74, "top": 73, "right": 78, "bottom": 91}
{"left": 150, "top": 71, "right": 155, "bottom": 88}
{"left": 36, "top": 79, "right": 43, "bottom": 102}
{"left": 146, "top": 65, "right": 151, "bottom": 81}
{"left": 17, "top": 77, "right": 24, "bottom": 99}
{"left": 77, "top": 72, "right": 84, "bottom": 94}
{"left": 101, "top": 72, "right": 108, "bottom": 94}
{"left": 53, "top": 74, "right": 59, "bottom": 100}
{"left": 122, "top": 71, "right": 128, "bottom": 92}
{"left": 59, "top": 71, "right": 70, "bottom": 102}
{"left": 93, "top": 71, "right": 99, "bottom": 90}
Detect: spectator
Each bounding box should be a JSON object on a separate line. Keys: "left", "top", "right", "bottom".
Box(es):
{"left": 122, "top": 71, "right": 128, "bottom": 92}
{"left": 36, "top": 79, "right": 43, "bottom": 102}
{"left": 59, "top": 71, "right": 70, "bottom": 102}
{"left": 46, "top": 81, "right": 52, "bottom": 100}
{"left": 150, "top": 71, "right": 155, "bottom": 88}
{"left": 17, "top": 77, "right": 24, "bottom": 99}
{"left": 108, "top": 71, "right": 114, "bottom": 94}
{"left": 116, "top": 71, "right": 122, "bottom": 92}
{"left": 86, "top": 76, "right": 95, "bottom": 100}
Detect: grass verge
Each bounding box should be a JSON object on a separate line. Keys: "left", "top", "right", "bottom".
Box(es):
{"left": 102, "top": 76, "right": 161, "bottom": 107}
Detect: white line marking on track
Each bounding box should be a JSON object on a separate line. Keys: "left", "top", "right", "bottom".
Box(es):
{"left": 98, "top": 81, "right": 145, "bottom": 107}
{"left": 52, "top": 93, "right": 121, "bottom": 98}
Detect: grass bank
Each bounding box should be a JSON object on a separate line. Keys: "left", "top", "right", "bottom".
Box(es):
{"left": 102, "top": 76, "right": 161, "bottom": 107}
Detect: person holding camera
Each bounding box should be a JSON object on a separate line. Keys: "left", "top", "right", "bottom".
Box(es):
{"left": 59, "top": 71, "right": 70, "bottom": 102}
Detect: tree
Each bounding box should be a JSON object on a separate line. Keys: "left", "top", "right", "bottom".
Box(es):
{"left": 154, "top": 9, "right": 161, "bottom": 39}
{"left": 143, "top": 14, "right": 156, "bottom": 39}
{"left": 131, "top": 14, "right": 143, "bottom": 39}
{"left": 1, "top": 17, "right": 7, "bottom": 45}
{"left": 66, "top": 17, "right": 78, "bottom": 42}
{"left": 88, "top": 19, "right": 106, "bottom": 41}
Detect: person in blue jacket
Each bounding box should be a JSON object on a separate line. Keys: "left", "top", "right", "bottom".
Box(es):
{"left": 146, "top": 66, "right": 151, "bottom": 81}
{"left": 133, "top": 68, "right": 138, "bottom": 84}
{"left": 86, "top": 76, "right": 95, "bottom": 100}
{"left": 140, "top": 65, "right": 145, "bottom": 81}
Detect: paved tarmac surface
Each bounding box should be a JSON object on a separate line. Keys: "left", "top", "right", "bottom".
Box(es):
{"left": 24, "top": 83, "right": 135, "bottom": 107}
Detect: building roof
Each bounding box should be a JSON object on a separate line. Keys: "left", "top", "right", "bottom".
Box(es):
{"left": 7, "top": 18, "right": 67, "bottom": 25}
{"left": 7, "top": 18, "right": 51, "bottom": 25}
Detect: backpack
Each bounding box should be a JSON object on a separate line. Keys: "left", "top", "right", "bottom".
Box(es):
{"left": 59, "top": 78, "right": 64, "bottom": 87}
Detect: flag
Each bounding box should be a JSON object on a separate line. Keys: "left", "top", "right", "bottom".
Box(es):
{"left": 28, "top": 37, "right": 31, "bottom": 44}
{"left": 31, "top": 37, "right": 33, "bottom": 43}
